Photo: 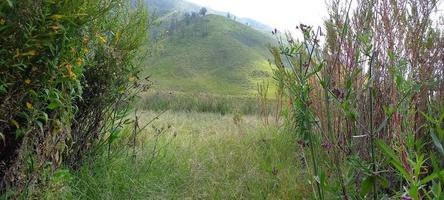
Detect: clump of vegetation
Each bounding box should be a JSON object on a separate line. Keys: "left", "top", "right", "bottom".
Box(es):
{"left": 257, "top": 80, "right": 270, "bottom": 125}
{"left": 0, "top": 0, "right": 149, "bottom": 197}
{"left": 139, "top": 91, "right": 274, "bottom": 115}
{"left": 270, "top": 0, "right": 444, "bottom": 199}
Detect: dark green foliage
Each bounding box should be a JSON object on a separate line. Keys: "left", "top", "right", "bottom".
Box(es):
{"left": 0, "top": 0, "right": 149, "bottom": 196}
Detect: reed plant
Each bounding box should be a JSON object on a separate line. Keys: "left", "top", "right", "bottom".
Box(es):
{"left": 269, "top": 0, "right": 444, "bottom": 198}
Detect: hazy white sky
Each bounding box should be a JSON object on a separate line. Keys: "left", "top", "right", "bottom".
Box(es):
{"left": 186, "top": 0, "right": 328, "bottom": 31}
{"left": 186, "top": 0, "right": 444, "bottom": 32}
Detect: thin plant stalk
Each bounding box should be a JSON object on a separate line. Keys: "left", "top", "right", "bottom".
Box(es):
{"left": 368, "top": 51, "right": 377, "bottom": 200}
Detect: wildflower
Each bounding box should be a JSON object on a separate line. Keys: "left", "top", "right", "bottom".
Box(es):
{"left": 24, "top": 79, "right": 31, "bottom": 84}
{"left": 114, "top": 32, "right": 121, "bottom": 44}
{"left": 10, "top": 120, "right": 20, "bottom": 129}
{"left": 26, "top": 102, "right": 33, "bottom": 109}
{"left": 0, "top": 18, "right": 5, "bottom": 25}
{"left": 76, "top": 58, "right": 83, "bottom": 66}
{"left": 128, "top": 76, "right": 136, "bottom": 82}
{"left": 13, "top": 49, "right": 20, "bottom": 58}
{"left": 332, "top": 88, "right": 344, "bottom": 100}
{"left": 82, "top": 36, "right": 89, "bottom": 44}
{"left": 50, "top": 24, "right": 62, "bottom": 31}
{"left": 321, "top": 142, "right": 332, "bottom": 150}
{"left": 21, "top": 50, "right": 38, "bottom": 57}
{"left": 98, "top": 35, "right": 107, "bottom": 44}
{"left": 82, "top": 48, "right": 89, "bottom": 53}
{"left": 50, "top": 14, "right": 64, "bottom": 21}
{"left": 65, "top": 63, "right": 77, "bottom": 79}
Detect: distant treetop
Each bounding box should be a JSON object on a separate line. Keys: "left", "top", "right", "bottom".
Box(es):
{"left": 199, "top": 7, "right": 207, "bottom": 16}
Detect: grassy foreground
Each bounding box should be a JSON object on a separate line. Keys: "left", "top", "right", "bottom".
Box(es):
{"left": 66, "top": 111, "right": 311, "bottom": 199}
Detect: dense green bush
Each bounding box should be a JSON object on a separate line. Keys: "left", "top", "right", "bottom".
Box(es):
{"left": 0, "top": 0, "right": 149, "bottom": 196}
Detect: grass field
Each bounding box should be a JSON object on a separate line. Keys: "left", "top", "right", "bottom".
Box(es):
{"left": 66, "top": 111, "right": 312, "bottom": 199}
{"left": 137, "top": 90, "right": 276, "bottom": 115}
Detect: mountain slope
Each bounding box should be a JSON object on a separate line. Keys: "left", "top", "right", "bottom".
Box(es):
{"left": 146, "top": 0, "right": 273, "bottom": 34}
{"left": 145, "top": 0, "right": 199, "bottom": 16}
{"left": 145, "top": 14, "right": 275, "bottom": 95}
{"left": 238, "top": 17, "right": 273, "bottom": 34}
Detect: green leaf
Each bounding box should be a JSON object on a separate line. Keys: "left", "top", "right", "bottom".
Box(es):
{"left": 431, "top": 132, "right": 444, "bottom": 156}
{"left": 420, "top": 170, "right": 444, "bottom": 185}
{"left": 6, "top": 0, "right": 13, "bottom": 7}
{"left": 39, "top": 112, "right": 49, "bottom": 123}
{"left": 377, "top": 140, "right": 398, "bottom": 161}
{"left": 421, "top": 112, "right": 439, "bottom": 125}
{"left": 360, "top": 176, "right": 374, "bottom": 196}
{"left": 413, "top": 154, "right": 426, "bottom": 178}
{"left": 377, "top": 140, "right": 412, "bottom": 183}
{"left": 431, "top": 182, "right": 442, "bottom": 198}
{"left": 0, "top": 84, "right": 6, "bottom": 94}
{"left": 47, "top": 102, "right": 61, "bottom": 110}
{"left": 0, "top": 132, "right": 4, "bottom": 143}
{"left": 307, "top": 64, "right": 323, "bottom": 78}
{"left": 376, "top": 176, "right": 389, "bottom": 189}
{"left": 408, "top": 185, "right": 419, "bottom": 200}
{"left": 108, "top": 128, "right": 122, "bottom": 144}
{"left": 35, "top": 121, "right": 43, "bottom": 132}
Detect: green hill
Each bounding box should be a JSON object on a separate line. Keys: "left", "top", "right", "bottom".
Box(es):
{"left": 145, "top": 0, "right": 199, "bottom": 16}
{"left": 145, "top": 14, "right": 275, "bottom": 96}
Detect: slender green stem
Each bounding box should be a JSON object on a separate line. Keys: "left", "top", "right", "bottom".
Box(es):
{"left": 369, "top": 51, "right": 377, "bottom": 200}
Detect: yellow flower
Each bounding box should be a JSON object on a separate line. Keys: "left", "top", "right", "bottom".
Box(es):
{"left": 13, "top": 49, "right": 20, "bottom": 58}
{"left": 114, "top": 31, "right": 121, "bottom": 44}
{"left": 128, "top": 76, "right": 136, "bottom": 82}
{"left": 82, "top": 36, "right": 89, "bottom": 44}
{"left": 26, "top": 102, "right": 33, "bottom": 109}
{"left": 50, "top": 14, "right": 64, "bottom": 21}
{"left": 24, "top": 79, "right": 31, "bottom": 84}
{"left": 50, "top": 24, "right": 62, "bottom": 31}
{"left": 98, "top": 35, "right": 107, "bottom": 44}
{"left": 82, "top": 48, "right": 89, "bottom": 53}
{"left": 76, "top": 58, "right": 83, "bottom": 66}
{"left": 21, "top": 50, "right": 38, "bottom": 57}
{"left": 65, "top": 63, "right": 77, "bottom": 79}
{"left": 0, "top": 18, "right": 5, "bottom": 25}
{"left": 10, "top": 120, "right": 20, "bottom": 129}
